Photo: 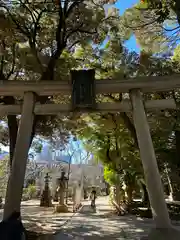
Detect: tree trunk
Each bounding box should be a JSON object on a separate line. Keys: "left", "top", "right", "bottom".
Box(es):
{"left": 124, "top": 172, "right": 134, "bottom": 204}
{"left": 165, "top": 166, "right": 174, "bottom": 201}
{"left": 172, "top": 130, "right": 180, "bottom": 200}
{"left": 3, "top": 96, "right": 18, "bottom": 168}
{"left": 170, "top": 172, "right": 180, "bottom": 201}
{"left": 105, "top": 182, "right": 110, "bottom": 195}
{"left": 7, "top": 115, "right": 18, "bottom": 167}
{"left": 126, "top": 185, "right": 133, "bottom": 204}
{"left": 66, "top": 158, "right": 72, "bottom": 204}
{"left": 115, "top": 184, "right": 121, "bottom": 206}
{"left": 120, "top": 112, "right": 139, "bottom": 148}
{"left": 175, "top": 130, "right": 180, "bottom": 167}
{"left": 59, "top": 189, "right": 65, "bottom": 205}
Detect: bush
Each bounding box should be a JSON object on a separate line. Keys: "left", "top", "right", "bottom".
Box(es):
{"left": 22, "top": 184, "right": 37, "bottom": 200}
{"left": 27, "top": 184, "right": 36, "bottom": 199}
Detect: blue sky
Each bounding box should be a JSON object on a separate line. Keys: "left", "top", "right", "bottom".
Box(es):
{"left": 115, "top": 0, "right": 139, "bottom": 52}
{"left": 115, "top": 0, "right": 138, "bottom": 14}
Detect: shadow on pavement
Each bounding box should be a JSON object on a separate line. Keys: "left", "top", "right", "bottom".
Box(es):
{"left": 53, "top": 204, "right": 153, "bottom": 240}
{"left": 54, "top": 218, "right": 148, "bottom": 240}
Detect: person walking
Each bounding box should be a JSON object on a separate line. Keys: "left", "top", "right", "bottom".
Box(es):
{"left": 90, "top": 188, "right": 97, "bottom": 208}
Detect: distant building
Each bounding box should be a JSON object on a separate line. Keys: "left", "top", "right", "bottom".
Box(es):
{"left": 34, "top": 144, "right": 53, "bottom": 164}
{"left": 28, "top": 144, "right": 105, "bottom": 193}
{"left": 34, "top": 144, "right": 71, "bottom": 165}
{"left": 35, "top": 162, "right": 105, "bottom": 197}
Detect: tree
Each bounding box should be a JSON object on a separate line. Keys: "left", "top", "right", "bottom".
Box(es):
{"left": 121, "top": 1, "right": 179, "bottom": 53}
{"left": 25, "top": 160, "right": 45, "bottom": 187}
{"left": 103, "top": 166, "right": 125, "bottom": 207}
{"left": 77, "top": 111, "right": 143, "bottom": 203}
{"left": 142, "top": 0, "right": 180, "bottom": 26}
{"left": 0, "top": 0, "right": 120, "bottom": 168}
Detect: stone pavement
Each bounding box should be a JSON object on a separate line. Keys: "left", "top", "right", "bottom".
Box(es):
{"left": 52, "top": 197, "right": 159, "bottom": 240}
{"left": 0, "top": 199, "right": 76, "bottom": 234}
{"left": 2, "top": 197, "right": 180, "bottom": 239}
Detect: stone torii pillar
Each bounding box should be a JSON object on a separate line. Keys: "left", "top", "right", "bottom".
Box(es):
{"left": 3, "top": 92, "right": 35, "bottom": 220}
{"left": 130, "top": 89, "right": 171, "bottom": 229}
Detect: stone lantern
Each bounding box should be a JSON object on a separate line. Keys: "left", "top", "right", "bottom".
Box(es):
{"left": 40, "top": 173, "right": 52, "bottom": 207}
{"left": 55, "top": 170, "right": 68, "bottom": 213}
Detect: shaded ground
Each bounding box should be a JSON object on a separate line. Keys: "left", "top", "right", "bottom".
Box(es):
{"left": 52, "top": 197, "right": 180, "bottom": 240}
{"left": 130, "top": 200, "right": 180, "bottom": 220}
{"left": 1, "top": 197, "right": 180, "bottom": 239}
{"left": 0, "top": 200, "right": 75, "bottom": 234}
{"left": 54, "top": 201, "right": 150, "bottom": 239}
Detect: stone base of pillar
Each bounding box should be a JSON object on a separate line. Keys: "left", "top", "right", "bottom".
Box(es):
{"left": 141, "top": 227, "right": 180, "bottom": 240}
{"left": 40, "top": 190, "right": 52, "bottom": 207}
{"left": 55, "top": 204, "right": 68, "bottom": 213}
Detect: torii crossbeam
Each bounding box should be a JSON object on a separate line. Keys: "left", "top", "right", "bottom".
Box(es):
{"left": 0, "top": 74, "right": 179, "bottom": 96}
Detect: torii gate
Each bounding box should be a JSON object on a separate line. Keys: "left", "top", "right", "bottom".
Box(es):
{"left": 2, "top": 70, "right": 180, "bottom": 229}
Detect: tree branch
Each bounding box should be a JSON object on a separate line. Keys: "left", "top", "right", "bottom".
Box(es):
{"left": 67, "top": 40, "right": 80, "bottom": 50}
{"left": 106, "top": 135, "right": 113, "bottom": 163}
{"left": 105, "top": 94, "right": 139, "bottom": 149}
{"left": 0, "top": 40, "right": 5, "bottom": 77}
{"left": 120, "top": 112, "right": 138, "bottom": 149}
{"left": 41, "top": 0, "right": 65, "bottom": 80}
{"left": 4, "top": 7, "right": 31, "bottom": 38}
{"left": 7, "top": 43, "right": 16, "bottom": 79}
{"left": 28, "top": 10, "right": 46, "bottom": 73}
{"left": 65, "top": 0, "right": 84, "bottom": 18}
{"left": 109, "top": 113, "right": 120, "bottom": 156}
{"left": 65, "top": 22, "right": 84, "bottom": 40}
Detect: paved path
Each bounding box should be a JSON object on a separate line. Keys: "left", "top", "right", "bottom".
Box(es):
{"left": 0, "top": 199, "right": 76, "bottom": 234}
{"left": 52, "top": 197, "right": 155, "bottom": 240}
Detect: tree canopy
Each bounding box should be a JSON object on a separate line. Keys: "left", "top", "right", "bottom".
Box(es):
{"left": 0, "top": 0, "right": 121, "bottom": 164}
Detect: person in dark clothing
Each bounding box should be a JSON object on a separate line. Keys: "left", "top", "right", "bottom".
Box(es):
{"left": 90, "top": 188, "right": 97, "bottom": 208}
{"left": 0, "top": 211, "right": 26, "bottom": 240}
